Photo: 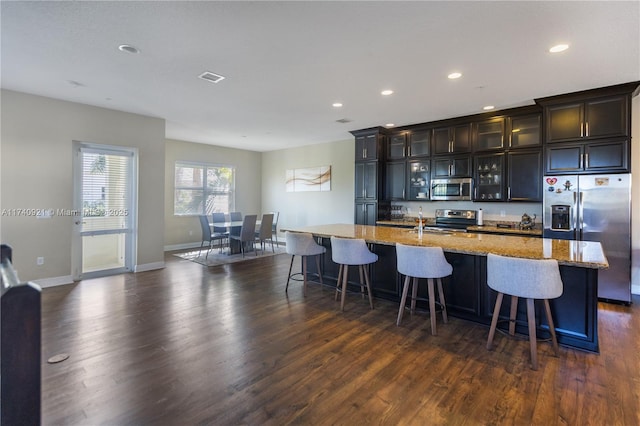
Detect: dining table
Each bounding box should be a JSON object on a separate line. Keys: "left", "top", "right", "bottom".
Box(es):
{"left": 209, "top": 220, "right": 261, "bottom": 255}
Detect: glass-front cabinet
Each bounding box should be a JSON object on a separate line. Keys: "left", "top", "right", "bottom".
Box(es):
{"left": 508, "top": 114, "right": 541, "bottom": 148}
{"left": 407, "top": 161, "right": 430, "bottom": 200}
{"left": 408, "top": 129, "right": 430, "bottom": 157}
{"left": 474, "top": 153, "right": 504, "bottom": 201}
{"left": 473, "top": 118, "right": 504, "bottom": 151}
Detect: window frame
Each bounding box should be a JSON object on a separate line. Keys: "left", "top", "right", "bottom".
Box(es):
{"left": 174, "top": 161, "right": 235, "bottom": 216}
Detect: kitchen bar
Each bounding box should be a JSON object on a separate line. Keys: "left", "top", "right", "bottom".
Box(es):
{"left": 282, "top": 223, "right": 608, "bottom": 352}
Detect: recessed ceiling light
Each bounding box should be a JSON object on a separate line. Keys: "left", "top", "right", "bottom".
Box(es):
{"left": 381, "top": 90, "right": 394, "bottom": 96}
{"left": 67, "top": 80, "right": 84, "bottom": 87}
{"left": 385, "top": 123, "right": 395, "bottom": 128}
{"left": 332, "top": 102, "right": 343, "bottom": 108}
{"left": 448, "top": 72, "right": 462, "bottom": 79}
{"left": 118, "top": 44, "right": 140, "bottom": 54}
{"left": 483, "top": 105, "right": 495, "bottom": 111}
{"left": 198, "top": 71, "right": 226, "bottom": 84}
{"left": 549, "top": 44, "right": 569, "bottom": 53}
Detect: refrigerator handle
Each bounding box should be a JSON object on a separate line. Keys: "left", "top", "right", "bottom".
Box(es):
{"left": 578, "top": 191, "right": 584, "bottom": 240}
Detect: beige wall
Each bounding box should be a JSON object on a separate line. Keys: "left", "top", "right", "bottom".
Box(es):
{"left": 260, "top": 139, "right": 355, "bottom": 237}
{"left": 1, "top": 90, "right": 165, "bottom": 282}
{"left": 164, "top": 138, "right": 262, "bottom": 249}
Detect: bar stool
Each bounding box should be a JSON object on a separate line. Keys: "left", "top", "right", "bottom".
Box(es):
{"left": 285, "top": 232, "right": 326, "bottom": 296}
{"left": 330, "top": 236, "right": 377, "bottom": 311}
{"left": 486, "top": 253, "right": 564, "bottom": 370}
{"left": 395, "top": 243, "right": 453, "bottom": 335}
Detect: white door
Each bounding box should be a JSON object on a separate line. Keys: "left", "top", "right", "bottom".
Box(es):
{"left": 72, "top": 142, "right": 137, "bottom": 280}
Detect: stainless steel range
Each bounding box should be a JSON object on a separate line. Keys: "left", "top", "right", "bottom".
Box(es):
{"left": 426, "top": 209, "right": 477, "bottom": 231}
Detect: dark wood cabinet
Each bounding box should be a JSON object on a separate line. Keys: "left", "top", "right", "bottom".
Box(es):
{"left": 433, "top": 123, "right": 471, "bottom": 154}
{"left": 353, "top": 129, "right": 385, "bottom": 161}
{"left": 385, "top": 161, "right": 406, "bottom": 200}
{"left": 545, "top": 96, "right": 629, "bottom": 143}
{"left": 508, "top": 114, "right": 541, "bottom": 148}
{"left": 474, "top": 153, "right": 504, "bottom": 201}
{"left": 352, "top": 128, "right": 388, "bottom": 225}
{"left": 355, "top": 161, "right": 378, "bottom": 201}
{"left": 407, "top": 160, "right": 430, "bottom": 200}
{"left": 507, "top": 149, "right": 542, "bottom": 201}
{"left": 354, "top": 202, "right": 378, "bottom": 226}
{"left": 473, "top": 117, "right": 505, "bottom": 151}
{"left": 407, "top": 128, "right": 430, "bottom": 157}
{"left": 432, "top": 155, "right": 471, "bottom": 178}
{"left": 388, "top": 128, "right": 431, "bottom": 160}
{"left": 537, "top": 82, "right": 639, "bottom": 175}
{"left": 387, "top": 132, "right": 407, "bottom": 160}
{"left": 546, "top": 138, "right": 629, "bottom": 174}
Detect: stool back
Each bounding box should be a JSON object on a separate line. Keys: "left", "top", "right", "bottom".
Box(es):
{"left": 396, "top": 244, "right": 452, "bottom": 279}
{"left": 330, "top": 236, "right": 377, "bottom": 266}
{"left": 487, "top": 253, "right": 563, "bottom": 299}
{"left": 285, "top": 232, "right": 325, "bottom": 256}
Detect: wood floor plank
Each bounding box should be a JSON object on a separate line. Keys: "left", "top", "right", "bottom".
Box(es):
{"left": 38, "top": 251, "right": 640, "bottom": 425}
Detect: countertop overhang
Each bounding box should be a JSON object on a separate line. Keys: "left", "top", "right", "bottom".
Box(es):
{"left": 282, "top": 224, "right": 608, "bottom": 269}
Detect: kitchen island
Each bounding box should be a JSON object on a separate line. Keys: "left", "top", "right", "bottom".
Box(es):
{"left": 282, "top": 224, "right": 608, "bottom": 352}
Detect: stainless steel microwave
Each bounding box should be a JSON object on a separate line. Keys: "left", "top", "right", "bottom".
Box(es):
{"left": 430, "top": 178, "right": 472, "bottom": 201}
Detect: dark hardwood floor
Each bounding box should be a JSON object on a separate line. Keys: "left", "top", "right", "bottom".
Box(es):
{"left": 41, "top": 251, "right": 640, "bottom": 425}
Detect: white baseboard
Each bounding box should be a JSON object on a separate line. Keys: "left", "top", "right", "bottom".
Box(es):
{"left": 134, "top": 261, "right": 165, "bottom": 272}
{"left": 33, "top": 275, "right": 74, "bottom": 288}
{"left": 164, "top": 242, "right": 203, "bottom": 252}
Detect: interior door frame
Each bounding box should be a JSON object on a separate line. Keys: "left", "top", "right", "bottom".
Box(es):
{"left": 71, "top": 141, "right": 138, "bottom": 280}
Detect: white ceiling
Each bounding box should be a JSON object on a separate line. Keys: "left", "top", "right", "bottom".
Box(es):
{"left": 2, "top": 1, "right": 639, "bottom": 152}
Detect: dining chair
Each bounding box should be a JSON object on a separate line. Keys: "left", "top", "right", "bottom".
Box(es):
{"left": 270, "top": 211, "right": 280, "bottom": 246}
{"left": 229, "top": 212, "right": 242, "bottom": 236}
{"left": 198, "top": 215, "right": 226, "bottom": 258}
{"left": 229, "top": 215, "right": 257, "bottom": 257}
{"left": 255, "top": 213, "right": 274, "bottom": 254}
{"left": 211, "top": 212, "right": 229, "bottom": 253}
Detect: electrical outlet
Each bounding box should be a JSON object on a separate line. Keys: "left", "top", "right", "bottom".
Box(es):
{"left": 500, "top": 210, "right": 506, "bottom": 217}
{"left": 37, "top": 257, "right": 44, "bottom": 266}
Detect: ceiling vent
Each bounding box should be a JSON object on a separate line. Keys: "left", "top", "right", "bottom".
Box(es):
{"left": 335, "top": 118, "right": 352, "bottom": 123}
{"left": 198, "top": 71, "right": 225, "bottom": 84}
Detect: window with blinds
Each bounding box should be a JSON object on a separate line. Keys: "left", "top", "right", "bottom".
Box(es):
{"left": 81, "top": 150, "right": 132, "bottom": 233}
{"left": 174, "top": 162, "right": 235, "bottom": 215}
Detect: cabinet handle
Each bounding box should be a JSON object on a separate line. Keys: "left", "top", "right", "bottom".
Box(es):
{"left": 584, "top": 153, "right": 589, "bottom": 168}
{"left": 585, "top": 122, "right": 589, "bottom": 137}
{"left": 474, "top": 187, "right": 477, "bottom": 199}
{"left": 580, "top": 122, "right": 584, "bottom": 138}
{"left": 508, "top": 187, "right": 511, "bottom": 200}
{"left": 363, "top": 148, "right": 367, "bottom": 159}
{"left": 449, "top": 140, "right": 453, "bottom": 152}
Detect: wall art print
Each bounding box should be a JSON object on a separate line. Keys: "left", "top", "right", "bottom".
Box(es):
{"left": 286, "top": 166, "right": 331, "bottom": 192}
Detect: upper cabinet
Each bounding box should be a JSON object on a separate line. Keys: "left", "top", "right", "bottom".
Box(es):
{"left": 433, "top": 124, "right": 471, "bottom": 154}
{"left": 352, "top": 128, "right": 386, "bottom": 161}
{"left": 536, "top": 81, "right": 639, "bottom": 175}
{"left": 473, "top": 117, "right": 505, "bottom": 151}
{"left": 387, "top": 132, "right": 407, "bottom": 160}
{"left": 407, "top": 128, "right": 431, "bottom": 157}
{"left": 544, "top": 96, "right": 628, "bottom": 143}
{"left": 508, "top": 113, "right": 541, "bottom": 148}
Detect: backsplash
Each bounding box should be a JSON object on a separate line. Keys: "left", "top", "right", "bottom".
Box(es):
{"left": 393, "top": 201, "right": 542, "bottom": 224}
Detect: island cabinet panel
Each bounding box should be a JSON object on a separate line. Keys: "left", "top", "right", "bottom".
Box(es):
{"left": 305, "top": 239, "right": 599, "bottom": 353}
{"left": 481, "top": 262, "right": 598, "bottom": 352}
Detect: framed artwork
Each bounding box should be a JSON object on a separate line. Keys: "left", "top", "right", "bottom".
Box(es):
{"left": 286, "top": 166, "right": 331, "bottom": 192}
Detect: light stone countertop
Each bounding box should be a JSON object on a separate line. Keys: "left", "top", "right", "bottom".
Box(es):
{"left": 282, "top": 223, "right": 608, "bottom": 269}
{"left": 377, "top": 219, "right": 543, "bottom": 236}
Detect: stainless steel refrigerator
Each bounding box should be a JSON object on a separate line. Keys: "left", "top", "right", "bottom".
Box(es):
{"left": 543, "top": 174, "right": 632, "bottom": 304}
